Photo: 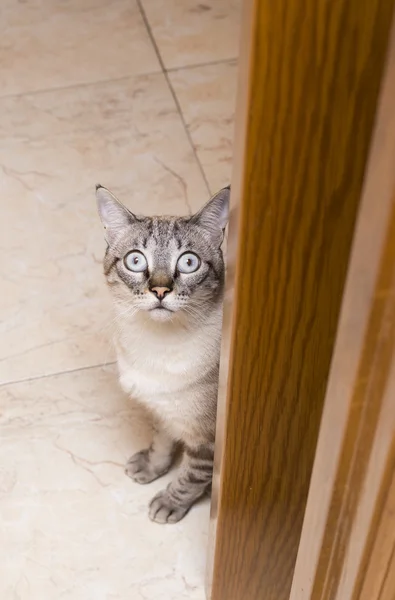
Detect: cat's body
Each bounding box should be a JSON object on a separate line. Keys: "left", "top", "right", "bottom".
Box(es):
{"left": 115, "top": 304, "right": 221, "bottom": 445}
{"left": 96, "top": 185, "right": 229, "bottom": 523}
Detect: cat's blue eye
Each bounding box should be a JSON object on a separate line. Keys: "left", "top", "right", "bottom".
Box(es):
{"left": 177, "top": 252, "right": 200, "bottom": 274}
{"left": 124, "top": 251, "right": 148, "bottom": 273}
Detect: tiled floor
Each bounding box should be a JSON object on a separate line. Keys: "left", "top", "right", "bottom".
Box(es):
{"left": 0, "top": 1, "right": 240, "bottom": 598}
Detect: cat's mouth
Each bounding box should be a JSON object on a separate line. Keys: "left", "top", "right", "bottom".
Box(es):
{"left": 148, "top": 305, "right": 174, "bottom": 322}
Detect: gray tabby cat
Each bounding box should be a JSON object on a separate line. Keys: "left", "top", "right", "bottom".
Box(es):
{"left": 96, "top": 184, "right": 229, "bottom": 523}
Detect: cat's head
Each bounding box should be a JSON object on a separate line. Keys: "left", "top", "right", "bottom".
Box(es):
{"left": 96, "top": 185, "right": 230, "bottom": 324}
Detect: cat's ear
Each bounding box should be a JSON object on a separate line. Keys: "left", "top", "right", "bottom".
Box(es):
{"left": 95, "top": 184, "right": 135, "bottom": 243}
{"left": 191, "top": 186, "right": 230, "bottom": 242}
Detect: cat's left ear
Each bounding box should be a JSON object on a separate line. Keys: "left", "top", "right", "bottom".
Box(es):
{"left": 191, "top": 185, "right": 230, "bottom": 244}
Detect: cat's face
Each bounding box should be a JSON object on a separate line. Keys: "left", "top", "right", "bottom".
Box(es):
{"left": 96, "top": 185, "right": 229, "bottom": 324}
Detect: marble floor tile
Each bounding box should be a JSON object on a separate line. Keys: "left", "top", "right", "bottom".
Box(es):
{"left": 1, "top": 0, "right": 160, "bottom": 97}
{"left": 0, "top": 365, "right": 209, "bottom": 599}
{"left": 1, "top": 3, "right": 240, "bottom": 596}
{"left": 170, "top": 61, "right": 238, "bottom": 192}
{"left": 142, "top": 0, "right": 241, "bottom": 70}
{"left": 0, "top": 74, "right": 209, "bottom": 384}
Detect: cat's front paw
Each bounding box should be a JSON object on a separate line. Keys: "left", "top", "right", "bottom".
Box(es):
{"left": 148, "top": 489, "right": 189, "bottom": 524}
{"left": 125, "top": 449, "right": 163, "bottom": 484}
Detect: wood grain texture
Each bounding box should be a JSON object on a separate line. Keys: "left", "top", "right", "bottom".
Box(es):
{"left": 359, "top": 452, "right": 395, "bottom": 600}
{"left": 313, "top": 206, "right": 395, "bottom": 600}
{"left": 207, "top": 1, "right": 395, "bottom": 599}
{"left": 290, "top": 203, "right": 395, "bottom": 600}
{"left": 290, "top": 17, "right": 395, "bottom": 600}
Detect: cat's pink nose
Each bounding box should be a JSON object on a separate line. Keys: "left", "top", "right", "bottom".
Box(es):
{"left": 150, "top": 286, "right": 171, "bottom": 300}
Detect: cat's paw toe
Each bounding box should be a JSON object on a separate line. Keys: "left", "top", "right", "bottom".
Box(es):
{"left": 148, "top": 489, "right": 189, "bottom": 524}
{"left": 125, "top": 450, "right": 158, "bottom": 484}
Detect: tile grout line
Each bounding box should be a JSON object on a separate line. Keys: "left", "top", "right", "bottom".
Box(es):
{"left": 0, "top": 361, "right": 117, "bottom": 388}
{"left": 0, "top": 59, "right": 236, "bottom": 103}
{"left": 0, "top": 72, "right": 161, "bottom": 102}
{"left": 136, "top": 0, "right": 212, "bottom": 200}
{"left": 166, "top": 57, "right": 238, "bottom": 73}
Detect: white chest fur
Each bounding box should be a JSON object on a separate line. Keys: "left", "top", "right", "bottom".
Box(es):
{"left": 115, "top": 308, "right": 222, "bottom": 425}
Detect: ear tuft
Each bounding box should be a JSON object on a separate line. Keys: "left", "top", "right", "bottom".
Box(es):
{"left": 95, "top": 185, "right": 135, "bottom": 242}
{"left": 191, "top": 186, "right": 230, "bottom": 241}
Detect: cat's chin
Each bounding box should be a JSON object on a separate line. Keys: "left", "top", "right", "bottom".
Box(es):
{"left": 148, "top": 307, "right": 174, "bottom": 322}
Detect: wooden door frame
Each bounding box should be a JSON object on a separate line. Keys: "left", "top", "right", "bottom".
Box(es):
{"left": 207, "top": 1, "right": 395, "bottom": 599}
{"left": 290, "top": 18, "right": 395, "bottom": 600}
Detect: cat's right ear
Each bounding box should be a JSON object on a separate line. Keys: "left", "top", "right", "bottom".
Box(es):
{"left": 95, "top": 185, "right": 135, "bottom": 243}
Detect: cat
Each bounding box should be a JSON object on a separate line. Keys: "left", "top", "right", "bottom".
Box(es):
{"left": 96, "top": 184, "right": 230, "bottom": 523}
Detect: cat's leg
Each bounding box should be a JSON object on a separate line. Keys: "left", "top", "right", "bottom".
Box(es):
{"left": 126, "top": 425, "right": 175, "bottom": 485}
{"left": 148, "top": 442, "right": 214, "bottom": 524}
